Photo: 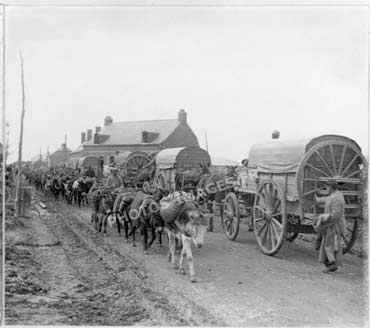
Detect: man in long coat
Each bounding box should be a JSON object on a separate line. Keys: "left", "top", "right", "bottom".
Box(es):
{"left": 315, "top": 180, "right": 347, "bottom": 273}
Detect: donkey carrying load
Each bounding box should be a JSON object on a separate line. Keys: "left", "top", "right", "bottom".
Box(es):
{"left": 160, "top": 192, "right": 211, "bottom": 282}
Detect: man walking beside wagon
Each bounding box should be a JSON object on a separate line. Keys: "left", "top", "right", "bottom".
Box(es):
{"left": 315, "top": 180, "right": 347, "bottom": 273}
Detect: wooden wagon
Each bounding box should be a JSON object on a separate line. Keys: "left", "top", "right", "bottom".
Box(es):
{"left": 221, "top": 135, "right": 367, "bottom": 255}
{"left": 78, "top": 156, "right": 101, "bottom": 177}
{"left": 154, "top": 147, "right": 211, "bottom": 192}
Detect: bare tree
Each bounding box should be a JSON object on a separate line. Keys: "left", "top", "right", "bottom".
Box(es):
{"left": 14, "top": 51, "right": 25, "bottom": 217}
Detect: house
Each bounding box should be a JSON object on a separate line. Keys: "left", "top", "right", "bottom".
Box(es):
{"left": 69, "top": 109, "right": 199, "bottom": 168}
{"left": 49, "top": 143, "right": 71, "bottom": 167}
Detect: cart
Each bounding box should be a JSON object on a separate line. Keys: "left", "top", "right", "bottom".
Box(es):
{"left": 78, "top": 156, "right": 100, "bottom": 177}
{"left": 221, "top": 135, "right": 367, "bottom": 255}
{"left": 154, "top": 147, "right": 211, "bottom": 193}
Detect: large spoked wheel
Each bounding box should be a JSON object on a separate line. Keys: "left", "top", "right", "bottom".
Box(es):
{"left": 253, "top": 179, "right": 287, "bottom": 256}
{"left": 127, "top": 152, "right": 151, "bottom": 181}
{"left": 222, "top": 193, "right": 240, "bottom": 241}
{"left": 298, "top": 140, "right": 366, "bottom": 254}
{"left": 342, "top": 217, "right": 358, "bottom": 254}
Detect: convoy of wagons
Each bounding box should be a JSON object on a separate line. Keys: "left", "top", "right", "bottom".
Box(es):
{"left": 67, "top": 134, "right": 368, "bottom": 257}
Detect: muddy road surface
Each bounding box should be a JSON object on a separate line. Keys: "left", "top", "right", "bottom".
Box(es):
{"left": 5, "top": 190, "right": 368, "bottom": 326}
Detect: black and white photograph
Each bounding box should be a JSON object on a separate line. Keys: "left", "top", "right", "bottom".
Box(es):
{"left": 1, "top": 0, "right": 369, "bottom": 326}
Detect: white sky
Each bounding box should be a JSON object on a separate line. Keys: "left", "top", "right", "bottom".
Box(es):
{"left": 2, "top": 4, "right": 369, "bottom": 163}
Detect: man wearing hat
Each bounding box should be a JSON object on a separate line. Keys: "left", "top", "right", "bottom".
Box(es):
{"left": 106, "top": 167, "right": 122, "bottom": 190}
{"left": 315, "top": 179, "right": 346, "bottom": 273}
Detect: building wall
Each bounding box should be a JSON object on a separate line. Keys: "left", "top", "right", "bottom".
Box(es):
{"left": 160, "top": 123, "right": 199, "bottom": 149}
{"left": 82, "top": 144, "right": 160, "bottom": 164}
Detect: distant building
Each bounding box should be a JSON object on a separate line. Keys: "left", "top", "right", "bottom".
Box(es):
{"left": 69, "top": 109, "right": 199, "bottom": 167}
{"left": 50, "top": 143, "right": 71, "bottom": 167}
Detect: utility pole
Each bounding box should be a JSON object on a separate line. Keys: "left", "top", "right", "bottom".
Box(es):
{"left": 14, "top": 50, "right": 26, "bottom": 217}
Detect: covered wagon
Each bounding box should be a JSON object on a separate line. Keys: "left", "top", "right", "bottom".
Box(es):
{"left": 78, "top": 156, "right": 101, "bottom": 177}
{"left": 221, "top": 134, "right": 367, "bottom": 256}
{"left": 154, "top": 147, "right": 211, "bottom": 192}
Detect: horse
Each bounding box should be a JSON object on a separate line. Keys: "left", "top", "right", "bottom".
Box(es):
{"left": 175, "top": 164, "right": 211, "bottom": 192}
{"left": 196, "top": 165, "right": 238, "bottom": 231}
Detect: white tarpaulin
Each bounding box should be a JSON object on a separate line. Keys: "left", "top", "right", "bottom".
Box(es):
{"left": 248, "top": 138, "right": 311, "bottom": 173}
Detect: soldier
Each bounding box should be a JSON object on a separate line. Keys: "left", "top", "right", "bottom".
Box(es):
{"left": 105, "top": 167, "right": 122, "bottom": 190}
{"left": 314, "top": 180, "right": 346, "bottom": 273}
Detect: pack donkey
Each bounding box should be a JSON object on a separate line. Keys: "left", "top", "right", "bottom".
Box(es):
{"left": 161, "top": 192, "right": 210, "bottom": 282}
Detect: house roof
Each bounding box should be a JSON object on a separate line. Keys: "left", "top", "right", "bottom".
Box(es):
{"left": 51, "top": 146, "right": 72, "bottom": 156}
{"left": 83, "top": 119, "right": 180, "bottom": 147}
{"left": 70, "top": 143, "right": 84, "bottom": 155}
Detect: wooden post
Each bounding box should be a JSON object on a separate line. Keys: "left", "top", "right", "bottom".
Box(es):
{"left": 14, "top": 50, "right": 26, "bottom": 217}
{"left": 1, "top": 5, "right": 6, "bottom": 224}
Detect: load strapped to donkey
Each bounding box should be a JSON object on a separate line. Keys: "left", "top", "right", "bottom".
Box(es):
{"left": 154, "top": 147, "right": 211, "bottom": 193}
{"left": 221, "top": 134, "right": 367, "bottom": 256}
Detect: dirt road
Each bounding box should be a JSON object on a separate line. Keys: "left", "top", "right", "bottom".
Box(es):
{"left": 5, "top": 190, "right": 369, "bottom": 326}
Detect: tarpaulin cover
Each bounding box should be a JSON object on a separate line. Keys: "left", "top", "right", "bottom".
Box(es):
{"left": 155, "top": 147, "right": 186, "bottom": 168}
{"left": 248, "top": 138, "right": 311, "bottom": 173}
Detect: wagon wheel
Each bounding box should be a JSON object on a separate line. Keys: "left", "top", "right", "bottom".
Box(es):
{"left": 222, "top": 193, "right": 240, "bottom": 241}
{"left": 126, "top": 152, "right": 151, "bottom": 179}
{"left": 300, "top": 141, "right": 366, "bottom": 197}
{"left": 299, "top": 140, "right": 366, "bottom": 253}
{"left": 253, "top": 179, "right": 287, "bottom": 255}
{"left": 342, "top": 217, "right": 358, "bottom": 254}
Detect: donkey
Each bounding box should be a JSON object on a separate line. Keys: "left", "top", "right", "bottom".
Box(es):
{"left": 162, "top": 194, "right": 210, "bottom": 282}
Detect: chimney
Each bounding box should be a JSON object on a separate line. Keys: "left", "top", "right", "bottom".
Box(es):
{"left": 104, "top": 116, "right": 113, "bottom": 126}
{"left": 95, "top": 126, "right": 101, "bottom": 134}
{"left": 81, "top": 132, "right": 86, "bottom": 144}
{"left": 87, "top": 129, "right": 93, "bottom": 141}
{"left": 93, "top": 133, "right": 99, "bottom": 144}
{"left": 178, "top": 109, "right": 187, "bottom": 124}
